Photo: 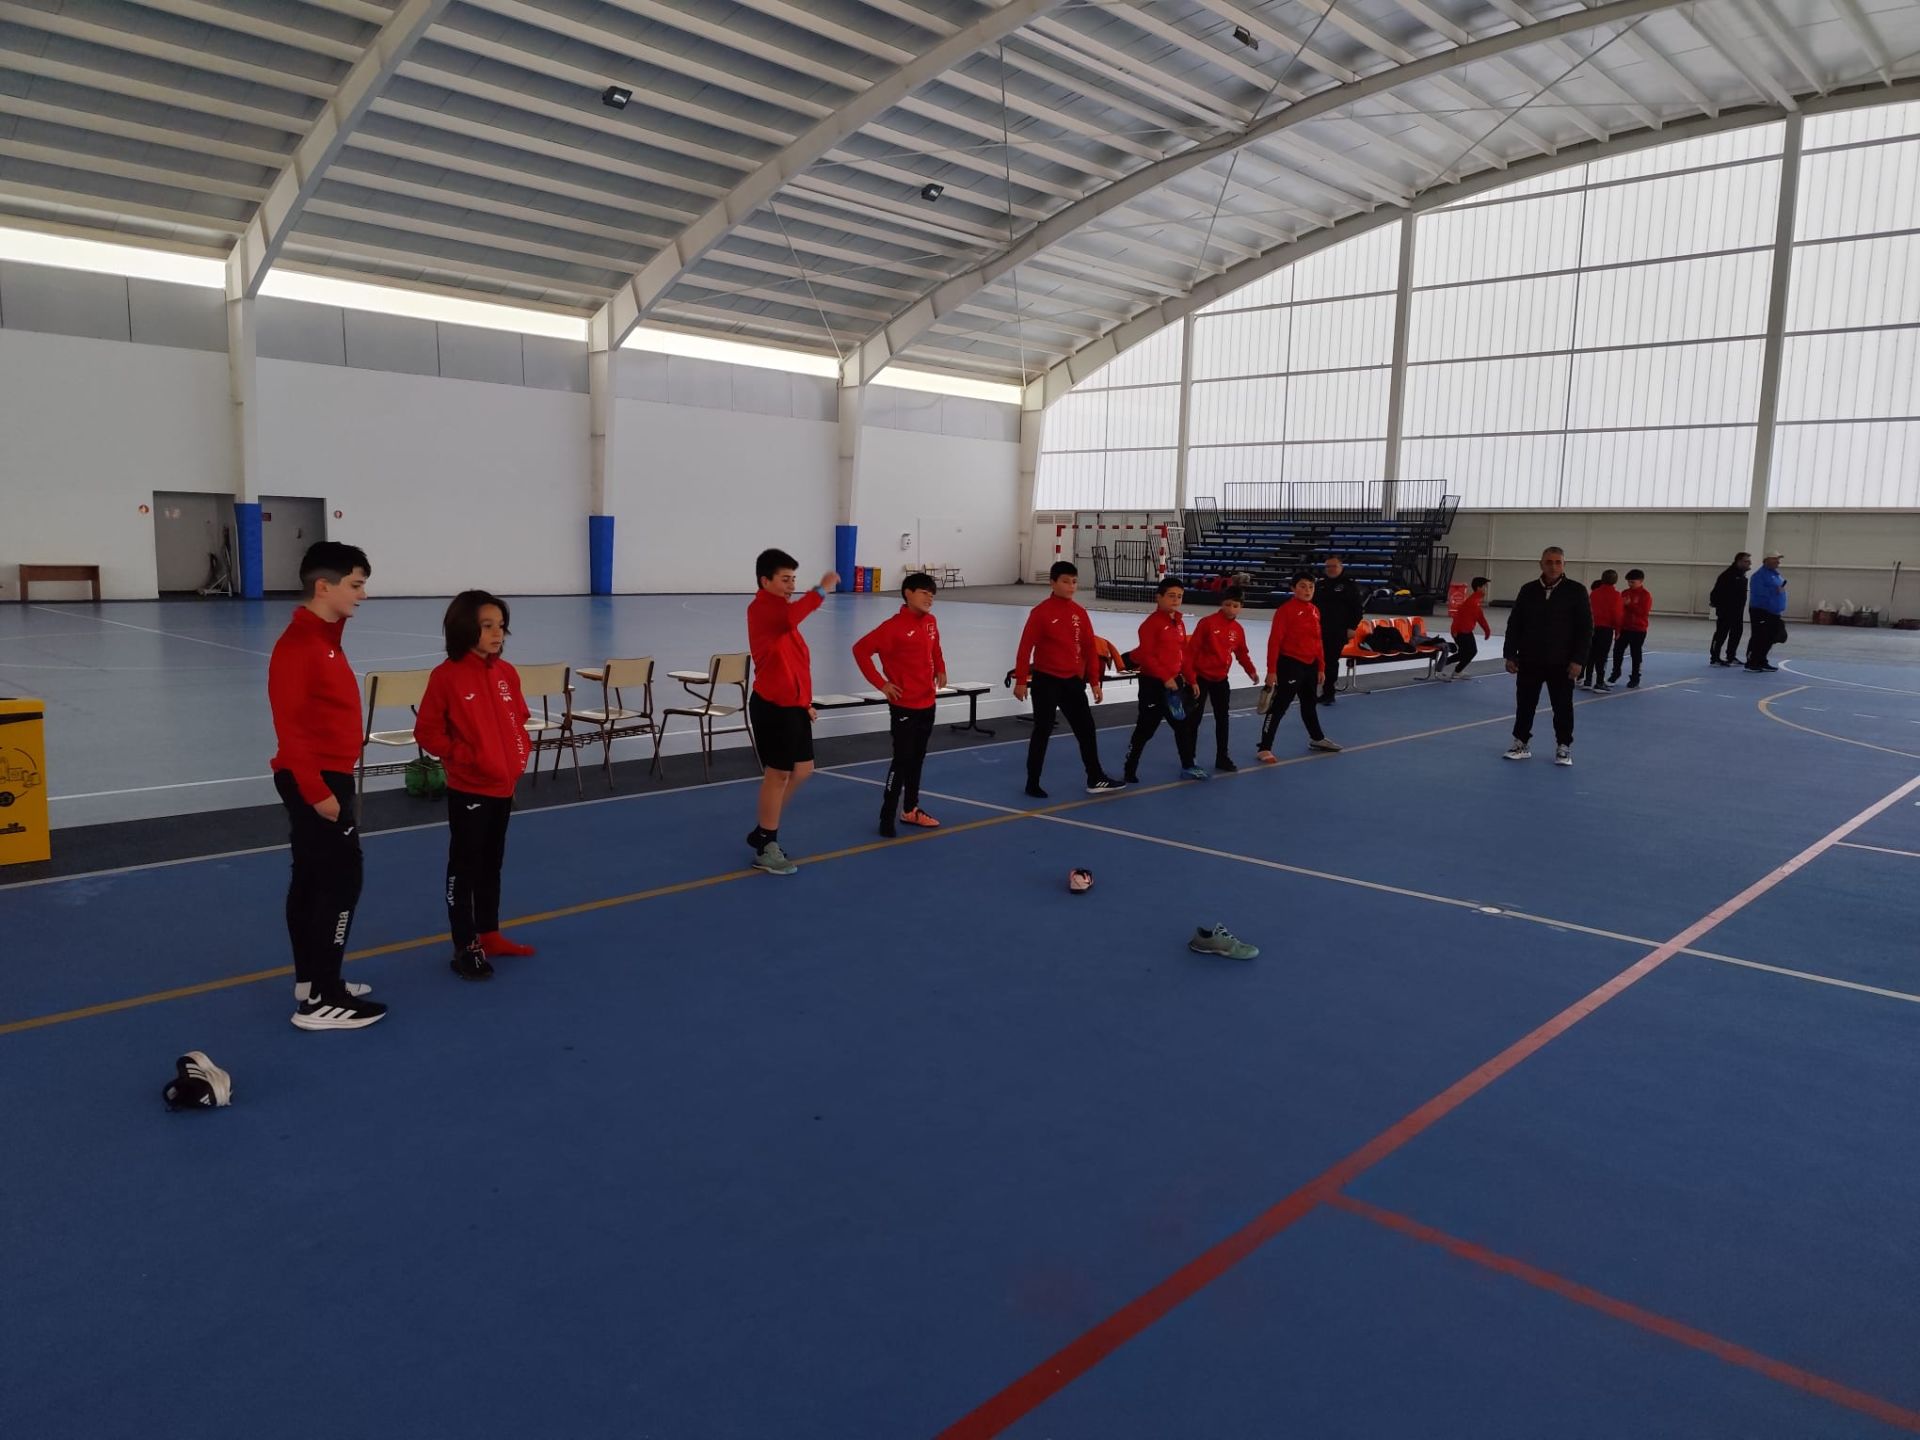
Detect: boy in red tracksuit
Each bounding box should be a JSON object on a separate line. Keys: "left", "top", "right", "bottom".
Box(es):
{"left": 853, "top": 571, "right": 947, "bottom": 838}
{"left": 1611, "top": 568, "right": 1653, "bottom": 688}
{"left": 268, "top": 540, "right": 386, "bottom": 1031}
{"left": 1184, "top": 585, "right": 1259, "bottom": 772}
{"left": 1257, "top": 573, "right": 1343, "bottom": 760}
{"left": 746, "top": 547, "right": 839, "bottom": 875}
{"left": 1442, "top": 576, "right": 1493, "bottom": 680}
{"left": 1585, "top": 569, "right": 1622, "bottom": 692}
{"left": 1014, "top": 560, "right": 1120, "bottom": 799}
{"left": 1121, "top": 577, "right": 1199, "bottom": 784}
{"left": 414, "top": 589, "right": 534, "bottom": 982}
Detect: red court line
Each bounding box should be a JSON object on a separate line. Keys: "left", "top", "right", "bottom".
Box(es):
{"left": 1327, "top": 1193, "right": 1920, "bottom": 1434}
{"left": 936, "top": 770, "right": 1920, "bottom": 1439}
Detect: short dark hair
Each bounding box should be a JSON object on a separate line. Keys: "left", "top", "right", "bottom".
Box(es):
{"left": 299, "top": 541, "right": 369, "bottom": 598}
{"left": 1599, "top": 568, "right": 1619, "bottom": 585}
{"left": 1050, "top": 560, "right": 1078, "bottom": 581}
{"left": 443, "top": 590, "right": 510, "bottom": 660}
{"left": 901, "top": 571, "right": 936, "bottom": 596}
{"left": 1221, "top": 586, "right": 1243, "bottom": 603}
{"left": 1155, "top": 577, "right": 1184, "bottom": 595}
{"left": 1324, "top": 553, "right": 1342, "bottom": 564}
{"left": 1733, "top": 551, "right": 1751, "bottom": 564}
{"left": 1542, "top": 546, "right": 1565, "bottom": 557}
{"left": 1625, "top": 568, "right": 1645, "bottom": 581}
{"left": 756, "top": 548, "right": 799, "bottom": 582}
{"left": 1292, "top": 571, "right": 1317, "bottom": 586}
{"left": 1470, "top": 575, "right": 1488, "bottom": 590}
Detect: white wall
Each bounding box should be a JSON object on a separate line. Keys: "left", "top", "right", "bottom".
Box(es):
{"left": 0, "top": 329, "right": 232, "bottom": 601}
{"left": 857, "top": 426, "right": 1022, "bottom": 587}
{"left": 256, "top": 360, "right": 589, "bottom": 596}
{"left": 608, "top": 397, "right": 838, "bottom": 593}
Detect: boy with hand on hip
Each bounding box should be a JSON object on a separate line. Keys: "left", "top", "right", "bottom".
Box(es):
{"left": 853, "top": 571, "right": 947, "bottom": 838}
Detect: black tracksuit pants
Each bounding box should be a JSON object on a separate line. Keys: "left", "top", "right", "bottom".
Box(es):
{"left": 1318, "top": 628, "right": 1346, "bottom": 702}
{"left": 1747, "top": 608, "right": 1784, "bottom": 668}
{"left": 882, "top": 704, "right": 935, "bottom": 815}
{"left": 446, "top": 789, "right": 514, "bottom": 952}
{"left": 1611, "top": 629, "right": 1646, "bottom": 681}
{"left": 1027, "top": 672, "right": 1106, "bottom": 786}
{"left": 1259, "top": 656, "right": 1326, "bottom": 750}
{"left": 1585, "top": 627, "right": 1614, "bottom": 685}
{"left": 1194, "top": 676, "right": 1234, "bottom": 763}
{"left": 1513, "top": 663, "right": 1576, "bottom": 746}
{"left": 1450, "top": 631, "right": 1478, "bottom": 674}
{"left": 275, "top": 769, "right": 362, "bottom": 994}
{"left": 1711, "top": 607, "right": 1744, "bottom": 662}
{"left": 1124, "top": 675, "right": 1197, "bottom": 774}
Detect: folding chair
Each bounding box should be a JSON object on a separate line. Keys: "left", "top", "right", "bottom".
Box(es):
{"left": 570, "top": 657, "right": 662, "bottom": 785}
{"left": 662, "top": 652, "right": 752, "bottom": 781}
{"left": 357, "top": 668, "right": 435, "bottom": 804}
{"left": 515, "top": 661, "right": 584, "bottom": 798}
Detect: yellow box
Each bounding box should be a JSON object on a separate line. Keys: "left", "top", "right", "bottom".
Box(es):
{"left": 0, "top": 696, "right": 50, "bottom": 866}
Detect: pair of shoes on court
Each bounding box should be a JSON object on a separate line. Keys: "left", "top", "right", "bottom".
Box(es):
{"left": 1505, "top": 741, "right": 1574, "bottom": 766}
{"left": 291, "top": 985, "right": 388, "bottom": 1030}
{"left": 1709, "top": 656, "right": 1733, "bottom": 667}
{"left": 1189, "top": 923, "right": 1259, "bottom": 960}
{"left": 1744, "top": 662, "right": 1780, "bottom": 673}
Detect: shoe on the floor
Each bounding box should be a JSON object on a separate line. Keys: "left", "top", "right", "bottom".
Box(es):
{"left": 1121, "top": 771, "right": 1139, "bottom": 785}
{"left": 163, "top": 1050, "right": 233, "bottom": 1110}
{"left": 450, "top": 946, "right": 495, "bottom": 982}
{"left": 291, "top": 989, "right": 388, "bottom": 1030}
{"left": 1320, "top": 694, "right": 1337, "bottom": 706}
{"left": 1437, "top": 670, "right": 1455, "bottom": 682}
{"left": 1180, "top": 766, "right": 1210, "bottom": 781}
{"left": 1762, "top": 663, "right": 1780, "bottom": 672}
{"left": 878, "top": 812, "right": 897, "bottom": 839}
{"left": 1085, "top": 777, "right": 1123, "bottom": 794}
{"left": 900, "top": 807, "right": 940, "bottom": 829}
{"left": 1627, "top": 675, "right": 1641, "bottom": 689}
{"left": 1025, "top": 783, "right": 1048, "bottom": 799}
{"left": 1255, "top": 750, "right": 1278, "bottom": 764}
{"left": 1504, "top": 741, "right": 1531, "bottom": 761}
{"left": 1309, "top": 738, "right": 1342, "bottom": 753}
{"left": 1608, "top": 671, "right": 1620, "bottom": 684}
{"left": 1555, "top": 744, "right": 1573, "bottom": 767}
{"left": 1215, "top": 756, "right": 1238, "bottom": 773}
{"left": 752, "top": 841, "right": 799, "bottom": 875}
{"left": 1592, "top": 680, "right": 1611, "bottom": 693}
{"left": 478, "top": 931, "right": 535, "bottom": 958}
{"left": 1189, "top": 923, "right": 1259, "bottom": 960}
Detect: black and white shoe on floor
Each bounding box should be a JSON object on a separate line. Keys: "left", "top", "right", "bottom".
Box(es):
{"left": 163, "top": 1050, "right": 233, "bottom": 1109}
{"left": 291, "top": 990, "right": 388, "bottom": 1030}
{"left": 449, "top": 946, "right": 495, "bottom": 982}
{"left": 1084, "top": 777, "right": 1123, "bottom": 794}
{"left": 1504, "top": 741, "right": 1531, "bottom": 761}
{"left": 1555, "top": 744, "right": 1574, "bottom": 766}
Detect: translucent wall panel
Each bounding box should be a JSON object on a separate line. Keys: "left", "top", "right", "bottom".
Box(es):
{"left": 1580, "top": 162, "right": 1779, "bottom": 266}
{"left": 1567, "top": 340, "right": 1763, "bottom": 428}
{"left": 1290, "top": 223, "right": 1398, "bottom": 301}
{"left": 1194, "top": 307, "right": 1289, "bottom": 381}
{"left": 1404, "top": 355, "right": 1572, "bottom": 436}
{"left": 1804, "top": 101, "right": 1920, "bottom": 148}
{"left": 1187, "top": 441, "right": 1386, "bottom": 495}
{"left": 1034, "top": 447, "right": 1178, "bottom": 510}
{"left": 1282, "top": 439, "right": 1388, "bottom": 482}
{"left": 1285, "top": 369, "right": 1391, "bottom": 440}
{"left": 1777, "top": 330, "right": 1920, "bottom": 422}
{"left": 1077, "top": 321, "right": 1184, "bottom": 389}
{"left": 1289, "top": 295, "right": 1396, "bottom": 371}
{"left": 1415, "top": 190, "right": 1585, "bottom": 286}
{"left": 1409, "top": 274, "right": 1577, "bottom": 363}
{"left": 1789, "top": 234, "right": 1920, "bottom": 329}
{"left": 1587, "top": 124, "right": 1783, "bottom": 182}
{"left": 1771, "top": 422, "right": 1920, "bottom": 507}
{"left": 1202, "top": 264, "right": 1291, "bottom": 316}
{"left": 1191, "top": 377, "right": 1288, "bottom": 445}
{"left": 1400, "top": 434, "right": 1566, "bottom": 508}
{"left": 1794, "top": 138, "right": 1920, "bottom": 241}
{"left": 1561, "top": 426, "right": 1755, "bottom": 507}
{"left": 1573, "top": 252, "right": 1770, "bottom": 347}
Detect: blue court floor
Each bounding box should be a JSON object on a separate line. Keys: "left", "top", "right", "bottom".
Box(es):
{"left": 3, "top": 642, "right": 1916, "bottom": 1438}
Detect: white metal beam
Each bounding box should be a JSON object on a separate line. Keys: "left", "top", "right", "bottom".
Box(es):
{"left": 1737, "top": 0, "right": 1829, "bottom": 95}
{"left": 0, "top": 140, "right": 266, "bottom": 203}
{"left": 1827, "top": 0, "right": 1895, "bottom": 85}
{"left": 1679, "top": 6, "right": 1799, "bottom": 111}
{"left": 0, "top": 51, "right": 312, "bottom": 133}
{"left": 0, "top": 3, "right": 339, "bottom": 99}
{"left": 328, "top": 164, "right": 675, "bottom": 249}
{"left": 0, "top": 94, "right": 290, "bottom": 170}
{"left": 1475, "top": 0, "right": 1662, "bottom": 130}
{"left": 226, "top": 0, "right": 449, "bottom": 297}
{"left": 122, "top": 0, "right": 363, "bottom": 61}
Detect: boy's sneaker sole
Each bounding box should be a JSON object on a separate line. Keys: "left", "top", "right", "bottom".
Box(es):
{"left": 291, "top": 999, "right": 387, "bottom": 1031}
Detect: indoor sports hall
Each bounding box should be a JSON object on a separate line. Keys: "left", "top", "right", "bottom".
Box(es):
{"left": 3, "top": 2, "right": 1918, "bottom": 1436}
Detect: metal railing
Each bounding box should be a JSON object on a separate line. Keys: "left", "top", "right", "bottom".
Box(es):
{"left": 1217, "top": 480, "right": 1453, "bottom": 528}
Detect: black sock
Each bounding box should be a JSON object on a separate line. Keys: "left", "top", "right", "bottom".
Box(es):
{"left": 748, "top": 826, "right": 776, "bottom": 851}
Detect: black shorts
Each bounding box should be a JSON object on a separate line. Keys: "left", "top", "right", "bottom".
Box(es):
{"left": 750, "top": 693, "right": 814, "bottom": 771}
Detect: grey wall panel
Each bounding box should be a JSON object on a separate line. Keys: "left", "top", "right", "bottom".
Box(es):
{"left": 0, "top": 262, "right": 131, "bottom": 342}
{"left": 437, "top": 323, "right": 523, "bottom": 387}
{"left": 865, "top": 385, "right": 943, "bottom": 435}
{"left": 941, "top": 395, "right": 1019, "bottom": 442}
{"left": 127, "top": 279, "right": 227, "bottom": 353}
{"left": 343, "top": 309, "right": 439, "bottom": 377}
{"left": 667, "top": 355, "right": 736, "bottom": 411}
{"left": 792, "top": 375, "right": 836, "bottom": 422}
{"left": 728, "top": 365, "right": 793, "bottom": 418}
{"left": 522, "top": 335, "right": 588, "bottom": 393}
{"left": 257, "top": 296, "right": 346, "bottom": 366}
{"left": 614, "top": 349, "right": 671, "bottom": 402}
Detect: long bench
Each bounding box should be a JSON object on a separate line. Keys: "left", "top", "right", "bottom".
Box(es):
{"left": 1334, "top": 617, "right": 1447, "bottom": 691}
{"left": 18, "top": 564, "right": 101, "bottom": 602}
{"left": 812, "top": 682, "right": 998, "bottom": 736}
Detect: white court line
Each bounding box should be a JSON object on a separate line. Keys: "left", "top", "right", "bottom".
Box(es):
{"left": 1835, "top": 840, "right": 1920, "bottom": 861}
{"left": 1779, "top": 660, "right": 1920, "bottom": 699}
{"left": 29, "top": 605, "right": 273, "bottom": 658}
{"left": 52, "top": 774, "right": 276, "bottom": 802}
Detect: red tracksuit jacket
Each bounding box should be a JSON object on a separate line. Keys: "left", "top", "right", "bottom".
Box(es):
{"left": 748, "top": 587, "right": 823, "bottom": 708}
{"left": 1132, "top": 609, "right": 1189, "bottom": 685}
{"left": 1015, "top": 594, "right": 1100, "bottom": 685}
{"left": 1452, "top": 593, "right": 1491, "bottom": 639}
{"left": 1620, "top": 587, "right": 1653, "bottom": 633}
{"left": 1266, "top": 599, "right": 1327, "bottom": 673}
{"left": 1590, "top": 582, "right": 1624, "bottom": 630}
{"left": 1185, "top": 612, "right": 1257, "bottom": 683}
{"left": 267, "top": 607, "right": 362, "bottom": 804}
{"left": 414, "top": 653, "right": 533, "bottom": 799}
{"left": 853, "top": 607, "right": 947, "bottom": 709}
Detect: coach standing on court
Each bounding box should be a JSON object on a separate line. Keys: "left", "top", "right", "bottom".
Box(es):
{"left": 1746, "top": 551, "right": 1788, "bottom": 672}
{"left": 1315, "top": 554, "right": 1365, "bottom": 705}
{"left": 1503, "top": 546, "right": 1593, "bottom": 767}
{"left": 1709, "top": 552, "right": 1751, "bottom": 667}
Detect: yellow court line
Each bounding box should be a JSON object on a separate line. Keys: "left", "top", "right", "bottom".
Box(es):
{"left": 0, "top": 678, "right": 1696, "bottom": 1040}
{"left": 1758, "top": 685, "right": 1920, "bottom": 762}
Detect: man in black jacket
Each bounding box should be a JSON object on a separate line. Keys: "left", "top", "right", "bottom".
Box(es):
{"left": 1503, "top": 546, "right": 1593, "bottom": 767}
{"left": 1708, "top": 552, "right": 1751, "bottom": 666}
{"left": 1315, "top": 555, "right": 1365, "bottom": 704}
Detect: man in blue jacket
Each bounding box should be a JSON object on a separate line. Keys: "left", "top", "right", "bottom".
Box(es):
{"left": 1745, "top": 551, "right": 1788, "bottom": 672}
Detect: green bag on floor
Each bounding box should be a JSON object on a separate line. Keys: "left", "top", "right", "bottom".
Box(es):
{"left": 404, "top": 756, "right": 447, "bottom": 799}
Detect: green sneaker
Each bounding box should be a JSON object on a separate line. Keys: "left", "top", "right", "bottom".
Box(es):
{"left": 1188, "top": 923, "right": 1259, "bottom": 960}
{"left": 752, "top": 841, "right": 798, "bottom": 876}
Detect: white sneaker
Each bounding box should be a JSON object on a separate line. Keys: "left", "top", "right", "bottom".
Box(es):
{"left": 1504, "top": 741, "right": 1531, "bottom": 761}
{"left": 1555, "top": 744, "right": 1573, "bottom": 766}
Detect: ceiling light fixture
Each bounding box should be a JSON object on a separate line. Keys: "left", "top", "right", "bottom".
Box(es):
{"left": 601, "top": 85, "right": 632, "bottom": 109}
{"left": 920, "top": 182, "right": 944, "bottom": 202}
{"left": 1232, "top": 25, "right": 1258, "bottom": 49}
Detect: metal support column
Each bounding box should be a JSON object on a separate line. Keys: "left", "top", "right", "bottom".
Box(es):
{"left": 1381, "top": 214, "right": 1418, "bottom": 520}
{"left": 1746, "top": 114, "right": 1805, "bottom": 562}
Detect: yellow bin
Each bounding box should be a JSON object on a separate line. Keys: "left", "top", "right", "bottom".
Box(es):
{"left": 0, "top": 696, "right": 50, "bottom": 865}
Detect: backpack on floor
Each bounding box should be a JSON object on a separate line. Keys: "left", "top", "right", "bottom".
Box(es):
{"left": 404, "top": 756, "right": 447, "bottom": 799}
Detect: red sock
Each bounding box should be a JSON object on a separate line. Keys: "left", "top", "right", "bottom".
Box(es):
{"left": 478, "top": 931, "right": 536, "bottom": 958}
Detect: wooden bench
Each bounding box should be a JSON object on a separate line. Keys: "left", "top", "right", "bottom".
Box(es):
{"left": 19, "top": 564, "right": 101, "bottom": 602}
